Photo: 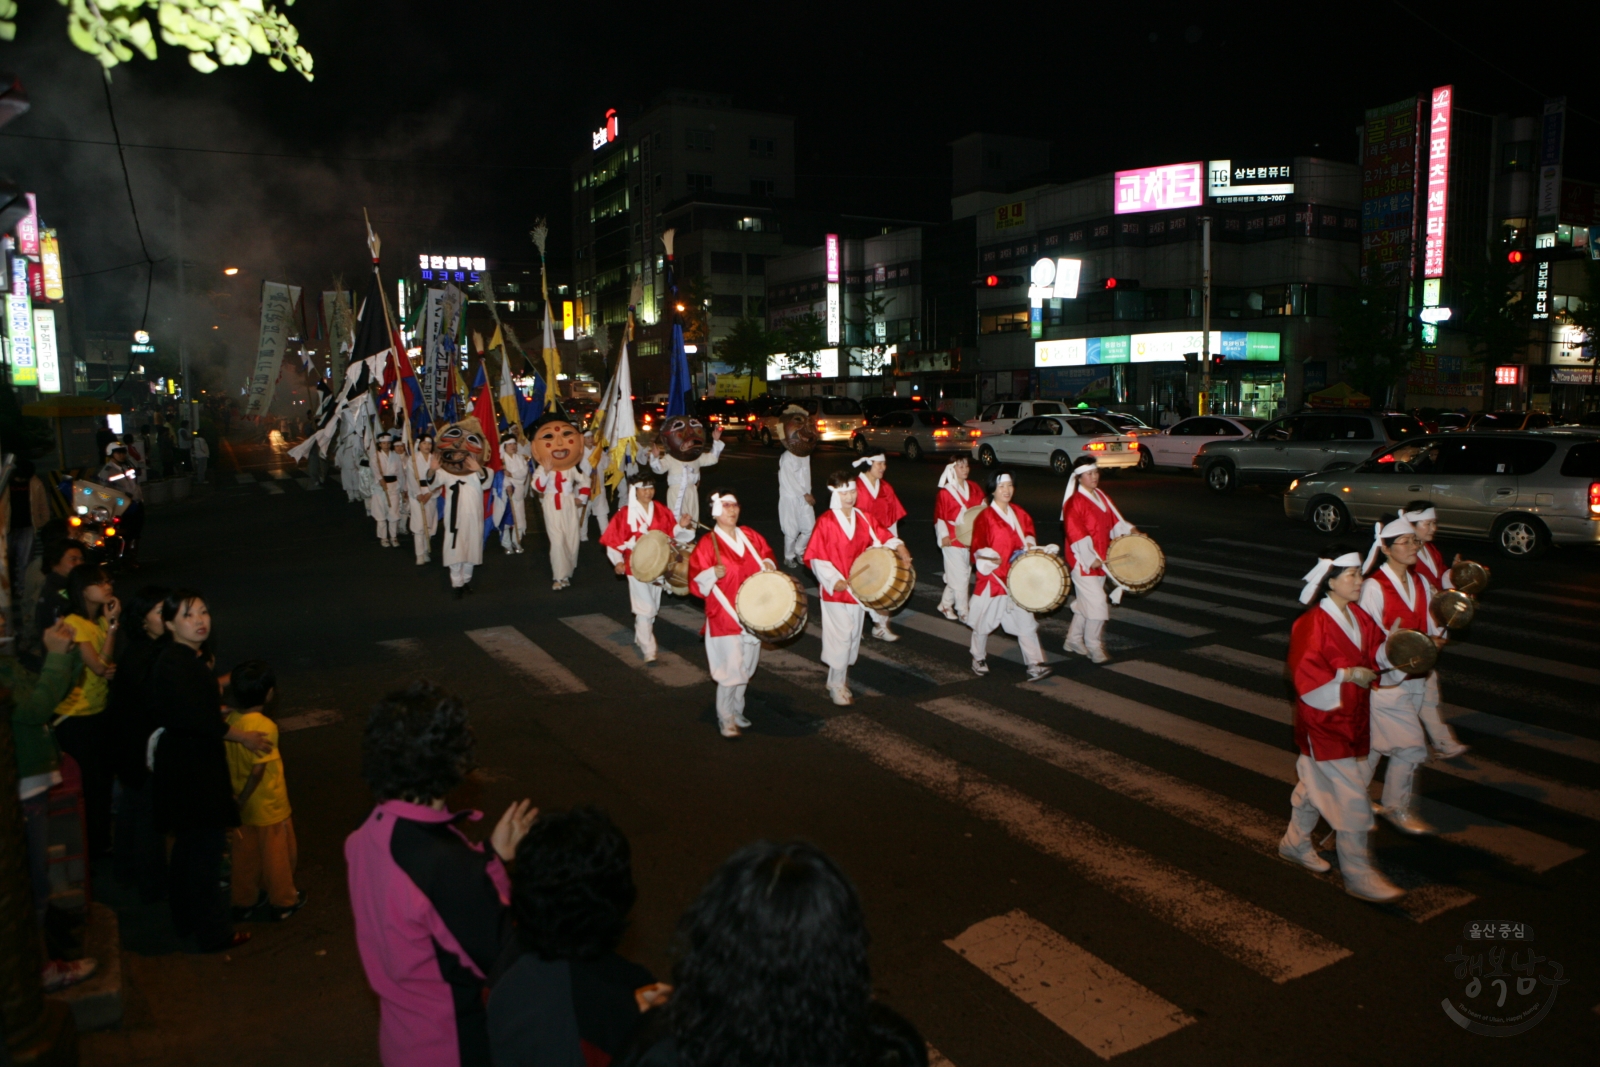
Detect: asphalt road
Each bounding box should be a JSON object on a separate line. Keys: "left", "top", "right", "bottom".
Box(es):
{"left": 83, "top": 431, "right": 1600, "bottom": 1067}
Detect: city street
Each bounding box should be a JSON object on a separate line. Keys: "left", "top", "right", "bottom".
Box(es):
{"left": 81, "top": 435, "right": 1600, "bottom": 1066}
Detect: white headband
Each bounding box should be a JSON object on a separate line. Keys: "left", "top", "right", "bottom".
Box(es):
{"left": 828, "top": 482, "right": 856, "bottom": 508}
{"left": 853, "top": 454, "right": 886, "bottom": 468}
{"left": 709, "top": 492, "right": 737, "bottom": 518}
{"left": 992, "top": 472, "right": 1014, "bottom": 488}
{"left": 937, "top": 461, "right": 965, "bottom": 491}
{"left": 1061, "top": 459, "right": 1099, "bottom": 505}
{"left": 1364, "top": 516, "right": 1417, "bottom": 573}
{"left": 1300, "top": 551, "right": 1364, "bottom": 604}
{"left": 1403, "top": 506, "right": 1437, "bottom": 523}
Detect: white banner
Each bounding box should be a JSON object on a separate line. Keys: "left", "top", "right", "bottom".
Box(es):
{"left": 322, "top": 289, "right": 352, "bottom": 386}
{"left": 424, "top": 284, "right": 464, "bottom": 418}
{"left": 33, "top": 308, "right": 61, "bottom": 393}
{"left": 246, "top": 282, "right": 302, "bottom": 417}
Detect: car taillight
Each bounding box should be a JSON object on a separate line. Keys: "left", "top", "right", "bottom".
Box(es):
{"left": 932, "top": 429, "right": 949, "bottom": 438}
{"left": 969, "top": 429, "right": 981, "bottom": 438}
{"left": 1590, "top": 481, "right": 1600, "bottom": 517}
{"left": 1084, "top": 441, "right": 1107, "bottom": 451}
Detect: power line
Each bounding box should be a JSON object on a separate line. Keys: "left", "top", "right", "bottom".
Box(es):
{"left": 102, "top": 76, "right": 156, "bottom": 330}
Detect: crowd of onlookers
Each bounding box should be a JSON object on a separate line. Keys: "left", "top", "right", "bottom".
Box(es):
{"left": 348, "top": 682, "right": 928, "bottom": 1067}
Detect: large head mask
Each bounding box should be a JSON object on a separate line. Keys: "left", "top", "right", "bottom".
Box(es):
{"left": 780, "top": 405, "right": 818, "bottom": 457}
{"left": 658, "top": 414, "right": 707, "bottom": 462}
{"left": 529, "top": 413, "right": 583, "bottom": 471}
{"left": 436, "top": 417, "right": 487, "bottom": 476}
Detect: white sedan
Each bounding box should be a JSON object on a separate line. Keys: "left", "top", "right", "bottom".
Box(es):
{"left": 1143, "top": 415, "right": 1266, "bottom": 469}
{"left": 970, "top": 414, "right": 1140, "bottom": 476}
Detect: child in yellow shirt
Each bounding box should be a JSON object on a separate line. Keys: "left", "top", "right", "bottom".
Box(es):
{"left": 224, "top": 661, "right": 305, "bottom": 921}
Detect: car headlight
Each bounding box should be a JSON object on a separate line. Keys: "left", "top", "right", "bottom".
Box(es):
{"left": 1288, "top": 478, "right": 1299, "bottom": 492}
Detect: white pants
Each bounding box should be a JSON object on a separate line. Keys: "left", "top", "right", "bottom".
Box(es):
{"left": 938, "top": 546, "right": 972, "bottom": 620}
{"left": 968, "top": 591, "right": 1045, "bottom": 667}
{"left": 778, "top": 496, "right": 815, "bottom": 561}
{"left": 1419, "top": 670, "right": 1458, "bottom": 748}
{"left": 627, "top": 575, "right": 662, "bottom": 658}
{"left": 1368, "top": 679, "right": 1428, "bottom": 813}
{"left": 584, "top": 486, "right": 609, "bottom": 542}
{"left": 449, "top": 562, "right": 474, "bottom": 588}
{"left": 707, "top": 631, "right": 760, "bottom": 729}
{"left": 1288, "top": 753, "right": 1375, "bottom": 835}
{"left": 819, "top": 600, "right": 865, "bottom": 690}
{"left": 541, "top": 493, "right": 582, "bottom": 582}
{"left": 1070, "top": 572, "right": 1110, "bottom": 621}
{"left": 502, "top": 485, "right": 528, "bottom": 549}
{"left": 410, "top": 496, "right": 437, "bottom": 563}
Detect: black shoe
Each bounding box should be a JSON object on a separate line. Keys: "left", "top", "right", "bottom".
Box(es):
{"left": 269, "top": 891, "right": 308, "bottom": 921}
{"left": 231, "top": 894, "right": 268, "bottom": 922}
{"left": 454, "top": 585, "right": 466, "bottom": 599}
{"left": 462, "top": 582, "right": 473, "bottom": 595}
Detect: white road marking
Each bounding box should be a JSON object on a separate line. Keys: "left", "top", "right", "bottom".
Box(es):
{"left": 655, "top": 604, "right": 883, "bottom": 696}
{"left": 1022, "top": 676, "right": 1584, "bottom": 872}
{"left": 261, "top": 481, "right": 284, "bottom": 495}
{"left": 1160, "top": 574, "right": 1301, "bottom": 608}
{"left": 466, "top": 625, "right": 589, "bottom": 694}
{"left": 277, "top": 709, "right": 343, "bottom": 732}
{"left": 946, "top": 910, "right": 1194, "bottom": 1060}
{"left": 1202, "top": 538, "right": 1309, "bottom": 557}
{"left": 822, "top": 715, "right": 1352, "bottom": 983}
{"left": 561, "top": 614, "right": 707, "bottom": 687}
{"left": 234, "top": 472, "right": 256, "bottom": 485}
{"left": 921, "top": 696, "right": 1471, "bottom": 923}
{"left": 1445, "top": 643, "right": 1600, "bottom": 685}
{"left": 1163, "top": 555, "right": 1304, "bottom": 589}
{"left": 1036, "top": 616, "right": 1146, "bottom": 653}
{"left": 895, "top": 607, "right": 1067, "bottom": 666}
{"left": 1098, "top": 604, "right": 1215, "bottom": 637}
{"left": 803, "top": 585, "right": 1025, "bottom": 674}
{"left": 267, "top": 469, "right": 291, "bottom": 480}
{"left": 1142, "top": 590, "right": 1283, "bottom": 625}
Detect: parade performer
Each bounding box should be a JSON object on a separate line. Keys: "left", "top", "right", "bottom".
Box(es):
{"left": 934, "top": 455, "right": 984, "bottom": 623}
{"left": 337, "top": 407, "right": 367, "bottom": 504}
{"left": 499, "top": 435, "right": 531, "bottom": 555}
{"left": 368, "top": 432, "right": 406, "bottom": 548}
{"left": 648, "top": 415, "right": 723, "bottom": 525}
{"left": 406, "top": 434, "right": 440, "bottom": 565}
{"left": 803, "top": 470, "right": 907, "bottom": 706}
{"left": 851, "top": 454, "right": 908, "bottom": 640}
{"left": 689, "top": 490, "right": 777, "bottom": 738}
{"left": 1280, "top": 546, "right": 1405, "bottom": 902}
{"left": 432, "top": 418, "right": 493, "bottom": 597}
{"left": 581, "top": 429, "right": 612, "bottom": 543}
{"left": 967, "top": 467, "right": 1053, "bottom": 681}
{"left": 1062, "top": 457, "right": 1136, "bottom": 664}
{"left": 776, "top": 406, "right": 819, "bottom": 568}
{"left": 1359, "top": 515, "right": 1445, "bottom": 836}
{"left": 600, "top": 475, "right": 687, "bottom": 663}
{"left": 529, "top": 413, "right": 589, "bottom": 590}
{"left": 1403, "top": 500, "right": 1468, "bottom": 759}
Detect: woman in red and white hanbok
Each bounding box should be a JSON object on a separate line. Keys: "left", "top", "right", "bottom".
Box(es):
{"left": 601, "top": 477, "right": 689, "bottom": 663}
{"left": 934, "top": 456, "right": 984, "bottom": 623}
{"left": 967, "top": 469, "right": 1052, "bottom": 681}
{"left": 1061, "top": 458, "right": 1135, "bottom": 664}
{"left": 1283, "top": 548, "right": 1404, "bottom": 902}
{"left": 853, "top": 454, "right": 908, "bottom": 641}
{"left": 689, "top": 491, "right": 777, "bottom": 738}
{"left": 1402, "top": 502, "right": 1468, "bottom": 758}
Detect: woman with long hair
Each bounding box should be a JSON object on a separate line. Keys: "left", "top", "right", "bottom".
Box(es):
{"left": 106, "top": 585, "right": 171, "bottom": 899}
{"left": 51, "top": 563, "right": 122, "bottom": 862}
{"left": 621, "top": 841, "right": 926, "bottom": 1067}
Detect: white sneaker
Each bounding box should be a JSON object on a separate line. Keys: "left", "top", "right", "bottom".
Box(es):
{"left": 828, "top": 686, "right": 854, "bottom": 706}
{"left": 1278, "top": 836, "right": 1332, "bottom": 873}
{"left": 1063, "top": 634, "right": 1089, "bottom": 657}
{"left": 784, "top": 557, "right": 798, "bottom": 569}
{"left": 1025, "top": 664, "right": 1053, "bottom": 682}
{"left": 1380, "top": 807, "right": 1436, "bottom": 836}
{"left": 1342, "top": 867, "right": 1406, "bottom": 903}
{"left": 872, "top": 625, "right": 899, "bottom": 642}
{"left": 971, "top": 659, "right": 989, "bottom": 676}
{"left": 735, "top": 714, "right": 753, "bottom": 728}
{"left": 1088, "top": 645, "right": 1111, "bottom": 665}
{"left": 1433, "top": 739, "right": 1470, "bottom": 759}
{"left": 938, "top": 604, "right": 960, "bottom": 622}
{"left": 552, "top": 581, "right": 564, "bottom": 591}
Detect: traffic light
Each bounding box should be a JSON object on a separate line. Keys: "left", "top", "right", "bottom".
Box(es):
{"left": 1507, "top": 250, "right": 1523, "bottom": 264}
{"left": 1211, "top": 352, "right": 1226, "bottom": 369}
{"left": 974, "top": 274, "right": 1026, "bottom": 288}
{"left": 1096, "top": 277, "right": 1139, "bottom": 290}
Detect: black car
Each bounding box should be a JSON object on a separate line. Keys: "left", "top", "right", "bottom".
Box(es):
{"left": 702, "top": 396, "right": 753, "bottom": 435}
{"left": 859, "top": 395, "right": 930, "bottom": 421}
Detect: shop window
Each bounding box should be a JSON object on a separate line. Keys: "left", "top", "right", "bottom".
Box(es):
{"left": 980, "top": 309, "right": 1030, "bottom": 334}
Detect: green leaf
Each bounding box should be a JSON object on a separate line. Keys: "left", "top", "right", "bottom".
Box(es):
{"left": 187, "top": 49, "right": 218, "bottom": 72}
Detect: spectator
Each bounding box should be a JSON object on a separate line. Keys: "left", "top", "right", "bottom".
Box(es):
{"left": 191, "top": 432, "right": 211, "bottom": 483}
{"left": 51, "top": 563, "right": 122, "bottom": 862}
{"left": 488, "top": 807, "right": 659, "bottom": 1067}
{"left": 158, "top": 424, "right": 176, "bottom": 478}
{"left": 223, "top": 660, "right": 305, "bottom": 922}
{"left": 4, "top": 612, "right": 96, "bottom": 991}
{"left": 34, "top": 540, "right": 83, "bottom": 641}
{"left": 618, "top": 841, "right": 927, "bottom": 1067}
{"left": 150, "top": 591, "right": 271, "bottom": 952}
{"left": 106, "top": 585, "right": 171, "bottom": 900}
{"left": 345, "top": 682, "right": 535, "bottom": 1067}
{"left": 8, "top": 459, "right": 48, "bottom": 597}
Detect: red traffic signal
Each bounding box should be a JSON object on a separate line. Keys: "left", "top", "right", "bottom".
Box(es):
{"left": 1211, "top": 352, "right": 1226, "bottom": 367}
{"left": 1507, "top": 250, "right": 1523, "bottom": 263}
{"left": 1104, "top": 277, "right": 1118, "bottom": 289}
{"left": 1096, "top": 278, "right": 1139, "bottom": 290}
{"left": 986, "top": 274, "right": 1001, "bottom": 286}
{"left": 973, "top": 274, "right": 1026, "bottom": 289}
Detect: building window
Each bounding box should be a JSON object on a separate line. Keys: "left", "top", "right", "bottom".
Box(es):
{"left": 710, "top": 251, "right": 743, "bottom": 275}
{"left": 750, "top": 137, "right": 775, "bottom": 158}
{"left": 750, "top": 179, "right": 775, "bottom": 197}
{"left": 711, "top": 294, "right": 743, "bottom": 317}
{"left": 654, "top": 173, "right": 664, "bottom": 192}
{"left": 737, "top": 216, "right": 764, "bottom": 232}
{"left": 687, "top": 173, "right": 714, "bottom": 194}
{"left": 980, "top": 309, "right": 1029, "bottom": 334}
{"left": 687, "top": 128, "right": 715, "bottom": 151}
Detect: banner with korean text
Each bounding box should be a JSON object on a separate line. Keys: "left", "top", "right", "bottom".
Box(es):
{"left": 245, "top": 282, "right": 302, "bottom": 416}
{"left": 1360, "top": 96, "right": 1419, "bottom": 284}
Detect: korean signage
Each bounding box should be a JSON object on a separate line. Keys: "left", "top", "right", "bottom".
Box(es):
{"left": 39, "top": 230, "right": 64, "bottom": 301}
{"left": 765, "top": 348, "right": 840, "bottom": 381}
{"left": 33, "top": 308, "right": 61, "bottom": 393}
{"left": 1360, "top": 96, "right": 1420, "bottom": 284}
{"left": 1035, "top": 331, "right": 1280, "bottom": 367}
{"left": 1493, "top": 365, "right": 1522, "bottom": 386}
{"left": 995, "top": 201, "right": 1027, "bottom": 229}
{"left": 1533, "top": 261, "right": 1551, "bottom": 319}
{"left": 423, "top": 283, "right": 466, "bottom": 417}
{"left": 1207, "top": 160, "right": 1294, "bottom": 203}
{"left": 1114, "top": 162, "right": 1203, "bottom": 215}
{"left": 1423, "top": 85, "right": 1453, "bottom": 279}
{"left": 14, "top": 193, "right": 38, "bottom": 257}
{"left": 562, "top": 300, "right": 574, "bottom": 341}
{"left": 419, "top": 254, "right": 486, "bottom": 284}
{"left": 824, "top": 234, "right": 840, "bottom": 283}
{"left": 1537, "top": 98, "right": 1565, "bottom": 227}
{"left": 245, "top": 282, "right": 302, "bottom": 416}
{"left": 5, "top": 292, "right": 36, "bottom": 385}
{"left": 592, "top": 108, "right": 619, "bottom": 151}
{"left": 825, "top": 233, "right": 840, "bottom": 345}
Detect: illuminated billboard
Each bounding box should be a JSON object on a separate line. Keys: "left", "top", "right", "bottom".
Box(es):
{"left": 766, "top": 348, "right": 840, "bottom": 380}
{"left": 1114, "top": 162, "right": 1203, "bottom": 214}
{"left": 1207, "top": 160, "right": 1294, "bottom": 203}
{"left": 1423, "top": 85, "right": 1453, "bottom": 279}
{"left": 1036, "top": 331, "right": 1280, "bottom": 367}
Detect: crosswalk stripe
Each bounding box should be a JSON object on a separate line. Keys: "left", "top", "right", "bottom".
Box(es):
{"left": 1035, "top": 616, "right": 1146, "bottom": 653}
{"left": 560, "top": 614, "right": 707, "bottom": 687}
{"left": 655, "top": 604, "right": 883, "bottom": 696}
{"left": 920, "top": 696, "right": 1472, "bottom": 923}
{"left": 1141, "top": 589, "right": 1284, "bottom": 624}
{"left": 1445, "top": 643, "right": 1600, "bottom": 685}
{"left": 946, "top": 910, "right": 1195, "bottom": 1060}
{"left": 1189, "top": 644, "right": 1600, "bottom": 765}
{"left": 1497, "top": 588, "right": 1594, "bottom": 610}
{"left": 1160, "top": 574, "right": 1301, "bottom": 608}
{"left": 261, "top": 481, "right": 284, "bottom": 495}
{"left": 802, "top": 622, "right": 962, "bottom": 684}
{"left": 466, "top": 626, "right": 589, "bottom": 693}
{"left": 267, "top": 469, "right": 291, "bottom": 480}
{"left": 1022, "top": 676, "right": 1583, "bottom": 872}
{"left": 822, "top": 715, "right": 1351, "bottom": 982}
{"left": 801, "top": 586, "right": 1044, "bottom": 671}
{"left": 1164, "top": 556, "right": 1304, "bottom": 589}
{"left": 895, "top": 607, "right": 1067, "bottom": 666}
{"left": 1469, "top": 618, "right": 1600, "bottom": 652}
{"left": 1094, "top": 603, "right": 1215, "bottom": 637}
{"left": 234, "top": 472, "right": 256, "bottom": 485}
{"left": 1203, "top": 538, "right": 1308, "bottom": 557}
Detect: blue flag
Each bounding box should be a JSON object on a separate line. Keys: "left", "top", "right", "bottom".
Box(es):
{"left": 666, "top": 322, "right": 692, "bottom": 417}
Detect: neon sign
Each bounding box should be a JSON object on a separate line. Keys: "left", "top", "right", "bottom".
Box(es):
{"left": 592, "top": 108, "right": 619, "bottom": 150}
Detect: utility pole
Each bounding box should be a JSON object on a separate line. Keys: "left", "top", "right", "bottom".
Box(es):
{"left": 1200, "top": 215, "right": 1212, "bottom": 415}
{"left": 174, "top": 192, "right": 190, "bottom": 435}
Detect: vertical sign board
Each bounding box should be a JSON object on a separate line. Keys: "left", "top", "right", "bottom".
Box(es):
{"left": 1537, "top": 98, "right": 1565, "bottom": 228}
{"left": 14, "top": 194, "right": 39, "bottom": 257}
{"left": 39, "top": 231, "right": 64, "bottom": 301}
{"left": 421, "top": 287, "right": 447, "bottom": 414}
{"left": 1423, "top": 85, "right": 1453, "bottom": 280}
{"left": 825, "top": 233, "right": 841, "bottom": 345}
{"left": 5, "top": 293, "right": 36, "bottom": 385}
{"left": 245, "top": 282, "right": 301, "bottom": 416}
{"left": 33, "top": 308, "right": 61, "bottom": 393}
{"left": 562, "top": 300, "right": 574, "bottom": 341}
{"left": 1359, "top": 97, "right": 1419, "bottom": 284}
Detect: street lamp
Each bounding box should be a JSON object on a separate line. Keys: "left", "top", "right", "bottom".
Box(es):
{"left": 223, "top": 267, "right": 240, "bottom": 276}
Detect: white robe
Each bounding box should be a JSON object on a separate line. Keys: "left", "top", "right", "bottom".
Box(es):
{"left": 407, "top": 452, "right": 439, "bottom": 560}
{"left": 777, "top": 451, "right": 815, "bottom": 561}
{"left": 368, "top": 450, "right": 405, "bottom": 523}
{"left": 532, "top": 466, "right": 585, "bottom": 582}
{"left": 501, "top": 444, "right": 530, "bottom": 542}
{"left": 649, "top": 439, "right": 725, "bottom": 523}
{"left": 437, "top": 468, "right": 491, "bottom": 568}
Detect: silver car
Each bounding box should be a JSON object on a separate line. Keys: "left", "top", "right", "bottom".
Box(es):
{"left": 1283, "top": 430, "right": 1600, "bottom": 558}
{"left": 971, "top": 414, "right": 1140, "bottom": 475}
{"left": 1197, "top": 410, "right": 1428, "bottom": 493}
{"left": 851, "top": 410, "right": 975, "bottom": 460}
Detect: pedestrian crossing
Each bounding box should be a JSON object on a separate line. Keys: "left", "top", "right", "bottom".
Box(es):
{"left": 228, "top": 469, "right": 323, "bottom": 493}
{"left": 418, "top": 547, "right": 1596, "bottom": 1061}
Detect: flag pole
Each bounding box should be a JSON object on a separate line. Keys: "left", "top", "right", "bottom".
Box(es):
{"left": 364, "top": 208, "right": 412, "bottom": 450}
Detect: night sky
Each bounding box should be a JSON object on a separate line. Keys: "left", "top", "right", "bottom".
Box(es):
{"left": 2, "top": 0, "right": 1595, "bottom": 389}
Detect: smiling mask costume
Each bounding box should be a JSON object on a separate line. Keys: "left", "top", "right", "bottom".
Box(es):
{"left": 529, "top": 412, "right": 590, "bottom": 588}
{"left": 648, "top": 413, "right": 724, "bottom": 523}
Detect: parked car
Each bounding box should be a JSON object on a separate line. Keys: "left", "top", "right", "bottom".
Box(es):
{"left": 1144, "top": 415, "right": 1266, "bottom": 470}
{"left": 1196, "top": 411, "right": 1428, "bottom": 493}
{"left": 970, "top": 414, "right": 1140, "bottom": 475}
{"left": 964, "top": 399, "right": 1072, "bottom": 438}
{"left": 758, "top": 395, "right": 866, "bottom": 445}
{"left": 1284, "top": 431, "right": 1600, "bottom": 559}
{"left": 1436, "top": 411, "right": 1471, "bottom": 432}
{"left": 560, "top": 396, "right": 599, "bottom": 428}
{"left": 851, "top": 410, "right": 974, "bottom": 460}
{"left": 701, "top": 396, "right": 752, "bottom": 435}
{"left": 740, "top": 394, "right": 790, "bottom": 437}
{"left": 860, "top": 395, "right": 930, "bottom": 421}
{"left": 1462, "top": 410, "right": 1555, "bottom": 432}
{"left": 634, "top": 399, "right": 666, "bottom": 438}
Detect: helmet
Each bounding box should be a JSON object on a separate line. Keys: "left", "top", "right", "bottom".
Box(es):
{"left": 106, "top": 441, "right": 129, "bottom": 456}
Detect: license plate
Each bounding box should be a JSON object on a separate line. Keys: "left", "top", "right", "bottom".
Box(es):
{"left": 1108, "top": 443, "right": 1123, "bottom": 451}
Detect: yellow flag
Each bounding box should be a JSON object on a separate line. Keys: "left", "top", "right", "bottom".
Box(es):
{"left": 488, "top": 324, "right": 504, "bottom": 354}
